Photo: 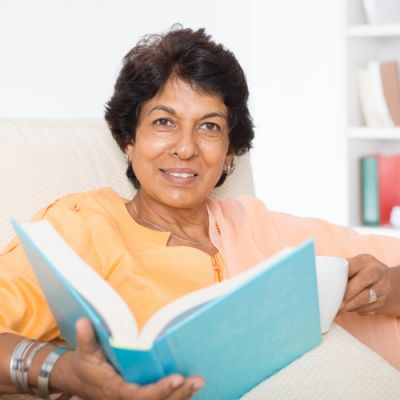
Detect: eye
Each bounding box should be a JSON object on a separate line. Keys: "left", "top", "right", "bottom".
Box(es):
{"left": 200, "top": 122, "right": 221, "bottom": 131}
{"left": 153, "top": 118, "right": 174, "bottom": 127}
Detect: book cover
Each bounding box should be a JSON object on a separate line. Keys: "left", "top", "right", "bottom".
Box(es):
{"left": 380, "top": 61, "right": 400, "bottom": 126}
{"left": 378, "top": 154, "right": 400, "bottom": 225}
{"left": 361, "top": 156, "right": 380, "bottom": 225}
{"left": 13, "top": 220, "right": 322, "bottom": 400}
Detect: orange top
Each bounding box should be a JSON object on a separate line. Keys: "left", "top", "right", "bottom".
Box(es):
{"left": 0, "top": 188, "right": 223, "bottom": 340}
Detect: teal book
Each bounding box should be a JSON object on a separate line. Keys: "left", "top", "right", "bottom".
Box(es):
{"left": 12, "top": 219, "right": 322, "bottom": 400}
{"left": 361, "top": 156, "right": 380, "bottom": 226}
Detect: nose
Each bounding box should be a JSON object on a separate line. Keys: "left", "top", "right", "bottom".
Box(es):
{"left": 171, "top": 125, "right": 199, "bottom": 160}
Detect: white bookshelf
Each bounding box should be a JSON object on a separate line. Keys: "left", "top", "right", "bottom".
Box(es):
{"left": 347, "top": 127, "right": 400, "bottom": 139}
{"left": 346, "top": 0, "right": 400, "bottom": 234}
{"left": 353, "top": 226, "right": 400, "bottom": 238}
{"left": 347, "top": 23, "right": 400, "bottom": 37}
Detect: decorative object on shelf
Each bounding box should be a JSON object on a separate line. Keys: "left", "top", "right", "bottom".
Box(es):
{"left": 390, "top": 205, "right": 400, "bottom": 228}
{"left": 363, "top": 0, "right": 400, "bottom": 25}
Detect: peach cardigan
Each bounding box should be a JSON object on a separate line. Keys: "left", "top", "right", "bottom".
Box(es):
{"left": 207, "top": 195, "right": 400, "bottom": 370}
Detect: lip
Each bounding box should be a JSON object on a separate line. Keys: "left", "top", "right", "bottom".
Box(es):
{"left": 160, "top": 168, "right": 199, "bottom": 185}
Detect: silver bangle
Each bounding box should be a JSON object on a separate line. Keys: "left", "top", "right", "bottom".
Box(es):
{"left": 20, "top": 341, "right": 48, "bottom": 394}
{"left": 9, "top": 338, "right": 34, "bottom": 392}
{"left": 37, "top": 346, "right": 69, "bottom": 399}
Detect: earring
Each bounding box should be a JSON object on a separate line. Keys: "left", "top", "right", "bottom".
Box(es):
{"left": 226, "top": 160, "right": 235, "bottom": 176}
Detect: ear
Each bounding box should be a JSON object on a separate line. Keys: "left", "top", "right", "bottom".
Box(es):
{"left": 223, "top": 153, "right": 234, "bottom": 172}
{"left": 125, "top": 144, "right": 134, "bottom": 162}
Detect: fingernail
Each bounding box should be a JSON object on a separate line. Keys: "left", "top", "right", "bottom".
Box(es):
{"left": 170, "top": 375, "right": 184, "bottom": 388}
{"left": 191, "top": 380, "right": 204, "bottom": 392}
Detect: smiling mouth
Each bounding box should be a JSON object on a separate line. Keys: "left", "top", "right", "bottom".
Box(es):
{"left": 160, "top": 169, "right": 198, "bottom": 178}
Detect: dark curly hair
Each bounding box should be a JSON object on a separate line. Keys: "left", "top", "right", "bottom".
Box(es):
{"left": 105, "top": 25, "right": 254, "bottom": 188}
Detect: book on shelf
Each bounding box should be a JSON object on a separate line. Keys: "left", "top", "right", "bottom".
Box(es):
{"left": 357, "top": 62, "right": 394, "bottom": 127}
{"left": 378, "top": 154, "right": 400, "bottom": 224}
{"left": 362, "top": 0, "right": 400, "bottom": 25}
{"left": 380, "top": 61, "right": 400, "bottom": 126}
{"left": 12, "top": 219, "right": 322, "bottom": 400}
{"left": 361, "top": 156, "right": 380, "bottom": 226}
{"left": 361, "top": 154, "right": 400, "bottom": 226}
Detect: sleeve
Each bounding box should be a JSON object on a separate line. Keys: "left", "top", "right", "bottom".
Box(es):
{"left": 0, "top": 195, "right": 102, "bottom": 340}
{"left": 269, "top": 210, "right": 400, "bottom": 267}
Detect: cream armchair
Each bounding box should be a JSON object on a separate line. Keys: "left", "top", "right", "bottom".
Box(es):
{"left": 1, "top": 118, "right": 400, "bottom": 399}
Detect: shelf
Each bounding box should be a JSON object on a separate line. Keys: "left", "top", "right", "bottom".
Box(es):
{"left": 352, "top": 226, "right": 400, "bottom": 237}
{"left": 347, "top": 127, "right": 400, "bottom": 139}
{"left": 347, "top": 23, "right": 400, "bottom": 37}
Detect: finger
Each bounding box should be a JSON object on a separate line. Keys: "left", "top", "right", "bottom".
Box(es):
{"left": 342, "top": 283, "right": 382, "bottom": 313}
{"left": 75, "top": 318, "right": 103, "bottom": 362}
{"left": 343, "top": 264, "right": 380, "bottom": 303}
{"left": 165, "top": 377, "right": 205, "bottom": 400}
{"left": 122, "top": 375, "right": 185, "bottom": 400}
{"left": 131, "top": 375, "right": 204, "bottom": 400}
{"left": 347, "top": 254, "right": 372, "bottom": 278}
{"left": 167, "top": 378, "right": 204, "bottom": 400}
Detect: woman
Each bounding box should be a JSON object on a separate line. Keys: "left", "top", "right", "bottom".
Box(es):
{"left": 0, "top": 26, "right": 399, "bottom": 399}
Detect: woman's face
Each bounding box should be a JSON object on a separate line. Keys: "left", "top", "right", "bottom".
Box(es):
{"left": 126, "top": 78, "right": 232, "bottom": 209}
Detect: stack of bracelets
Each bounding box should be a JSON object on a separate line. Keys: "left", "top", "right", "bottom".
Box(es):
{"left": 9, "top": 339, "right": 71, "bottom": 399}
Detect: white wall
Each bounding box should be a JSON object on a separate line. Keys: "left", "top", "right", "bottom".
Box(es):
{"left": 0, "top": 0, "right": 252, "bottom": 118}
{"left": 0, "top": 0, "right": 348, "bottom": 225}
{"left": 249, "top": 1, "right": 347, "bottom": 224}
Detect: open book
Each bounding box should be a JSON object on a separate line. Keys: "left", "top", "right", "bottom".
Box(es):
{"left": 13, "top": 219, "right": 322, "bottom": 400}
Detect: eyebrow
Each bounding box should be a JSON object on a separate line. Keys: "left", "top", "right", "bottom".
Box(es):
{"left": 201, "top": 112, "right": 227, "bottom": 121}
{"left": 148, "top": 105, "right": 227, "bottom": 121}
{"left": 148, "top": 105, "right": 176, "bottom": 116}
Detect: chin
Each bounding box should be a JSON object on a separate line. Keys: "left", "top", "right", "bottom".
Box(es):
{"left": 159, "top": 192, "right": 208, "bottom": 210}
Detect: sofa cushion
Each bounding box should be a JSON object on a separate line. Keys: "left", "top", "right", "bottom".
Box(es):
{"left": 242, "top": 324, "right": 400, "bottom": 399}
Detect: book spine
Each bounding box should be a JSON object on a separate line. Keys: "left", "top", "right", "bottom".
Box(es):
{"left": 368, "top": 62, "right": 394, "bottom": 127}
{"left": 109, "top": 345, "right": 166, "bottom": 385}
{"left": 380, "top": 61, "right": 400, "bottom": 126}
{"left": 154, "top": 337, "right": 179, "bottom": 375}
{"left": 378, "top": 154, "right": 400, "bottom": 225}
{"left": 357, "top": 68, "right": 376, "bottom": 127}
{"left": 361, "top": 156, "right": 380, "bottom": 226}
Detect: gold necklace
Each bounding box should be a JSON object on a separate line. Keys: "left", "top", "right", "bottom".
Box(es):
{"left": 131, "top": 201, "right": 209, "bottom": 246}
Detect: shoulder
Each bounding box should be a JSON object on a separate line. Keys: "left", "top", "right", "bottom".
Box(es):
{"left": 209, "top": 195, "right": 269, "bottom": 213}
{"left": 29, "top": 187, "right": 128, "bottom": 248}
{"left": 33, "top": 187, "right": 126, "bottom": 219}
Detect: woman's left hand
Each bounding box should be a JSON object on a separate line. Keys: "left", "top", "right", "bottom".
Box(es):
{"left": 340, "top": 254, "right": 393, "bottom": 315}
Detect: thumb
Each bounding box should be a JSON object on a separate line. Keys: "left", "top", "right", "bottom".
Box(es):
{"left": 75, "top": 318, "right": 104, "bottom": 363}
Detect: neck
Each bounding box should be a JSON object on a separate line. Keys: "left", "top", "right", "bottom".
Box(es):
{"left": 129, "top": 190, "right": 210, "bottom": 243}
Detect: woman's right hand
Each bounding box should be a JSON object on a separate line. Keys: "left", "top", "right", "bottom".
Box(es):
{"left": 51, "top": 318, "right": 204, "bottom": 400}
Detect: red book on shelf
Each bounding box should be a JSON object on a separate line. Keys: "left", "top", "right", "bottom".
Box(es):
{"left": 378, "top": 154, "right": 400, "bottom": 225}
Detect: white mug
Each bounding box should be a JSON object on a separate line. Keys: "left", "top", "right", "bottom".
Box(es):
{"left": 315, "top": 256, "right": 349, "bottom": 333}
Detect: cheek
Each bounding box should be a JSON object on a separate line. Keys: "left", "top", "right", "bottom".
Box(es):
{"left": 134, "top": 134, "right": 172, "bottom": 160}
{"left": 200, "top": 141, "right": 229, "bottom": 169}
